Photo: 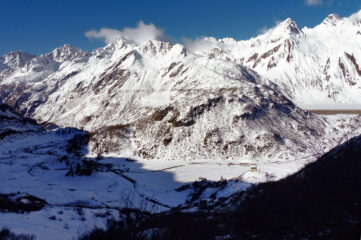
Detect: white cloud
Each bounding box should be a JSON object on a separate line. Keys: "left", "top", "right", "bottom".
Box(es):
{"left": 183, "top": 37, "right": 217, "bottom": 53}
{"left": 85, "top": 21, "right": 171, "bottom": 45}
{"left": 183, "top": 18, "right": 286, "bottom": 53}
{"left": 257, "top": 19, "right": 282, "bottom": 35}
{"left": 258, "top": 26, "right": 271, "bottom": 34}
{"left": 305, "top": 0, "right": 323, "bottom": 6}
{"left": 85, "top": 28, "right": 122, "bottom": 44}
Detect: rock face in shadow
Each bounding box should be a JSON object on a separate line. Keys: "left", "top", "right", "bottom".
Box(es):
{"left": 0, "top": 193, "right": 47, "bottom": 213}
{"left": 233, "top": 134, "right": 361, "bottom": 239}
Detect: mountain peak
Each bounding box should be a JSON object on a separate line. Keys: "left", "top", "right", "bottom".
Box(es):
{"left": 322, "top": 14, "right": 342, "bottom": 26}
{"left": 1, "top": 51, "right": 35, "bottom": 70}
{"left": 140, "top": 39, "right": 173, "bottom": 55}
{"left": 279, "top": 18, "right": 301, "bottom": 34}
{"left": 51, "top": 44, "right": 89, "bottom": 62}
{"left": 267, "top": 18, "right": 302, "bottom": 37}
{"left": 3, "top": 50, "right": 34, "bottom": 57}
{"left": 349, "top": 9, "right": 361, "bottom": 26}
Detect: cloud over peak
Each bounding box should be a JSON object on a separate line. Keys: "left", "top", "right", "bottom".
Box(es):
{"left": 85, "top": 21, "right": 171, "bottom": 45}
{"left": 85, "top": 28, "right": 122, "bottom": 44}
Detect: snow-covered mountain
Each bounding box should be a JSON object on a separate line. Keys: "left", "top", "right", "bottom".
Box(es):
{"left": 1, "top": 36, "right": 359, "bottom": 165}
{"left": 0, "top": 51, "right": 36, "bottom": 80}
{"left": 188, "top": 10, "right": 361, "bottom": 105}
{"left": 2, "top": 10, "right": 361, "bottom": 240}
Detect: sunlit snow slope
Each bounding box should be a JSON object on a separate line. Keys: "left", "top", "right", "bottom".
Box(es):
{"left": 188, "top": 11, "right": 361, "bottom": 105}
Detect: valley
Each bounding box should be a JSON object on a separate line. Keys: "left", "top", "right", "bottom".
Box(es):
{"left": 1, "top": 7, "right": 361, "bottom": 240}
{"left": 310, "top": 109, "right": 361, "bottom": 115}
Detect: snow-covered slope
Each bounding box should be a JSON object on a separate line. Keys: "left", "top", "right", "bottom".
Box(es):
{"left": 0, "top": 103, "right": 250, "bottom": 239}
{"left": 0, "top": 104, "right": 40, "bottom": 136}
{"left": 188, "top": 10, "right": 361, "bottom": 105}
{"left": 1, "top": 37, "right": 357, "bottom": 164}
{"left": 2, "top": 26, "right": 361, "bottom": 165}
{"left": 1, "top": 101, "right": 359, "bottom": 240}
{"left": 0, "top": 51, "right": 35, "bottom": 80}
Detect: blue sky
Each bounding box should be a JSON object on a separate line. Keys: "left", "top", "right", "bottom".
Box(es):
{"left": 1, "top": 0, "right": 360, "bottom": 56}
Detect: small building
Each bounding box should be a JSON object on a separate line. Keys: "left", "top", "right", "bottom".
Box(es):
{"left": 250, "top": 165, "right": 258, "bottom": 172}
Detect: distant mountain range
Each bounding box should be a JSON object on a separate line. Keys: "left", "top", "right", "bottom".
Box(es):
{"left": 1, "top": 10, "right": 361, "bottom": 164}
{"left": 188, "top": 10, "right": 361, "bottom": 106}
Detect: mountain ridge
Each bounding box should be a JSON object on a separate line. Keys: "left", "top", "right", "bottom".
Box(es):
{"left": 187, "top": 10, "right": 361, "bottom": 105}
{"left": 1, "top": 10, "right": 361, "bottom": 166}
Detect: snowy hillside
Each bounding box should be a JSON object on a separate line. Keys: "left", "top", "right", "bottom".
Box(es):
{"left": 187, "top": 10, "right": 361, "bottom": 105}
{"left": 1, "top": 36, "right": 360, "bottom": 165}
{"left": 0, "top": 103, "right": 250, "bottom": 239}
{"left": 1, "top": 101, "right": 360, "bottom": 240}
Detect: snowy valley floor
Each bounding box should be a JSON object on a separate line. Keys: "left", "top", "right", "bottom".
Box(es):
{"left": 1, "top": 113, "right": 361, "bottom": 240}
